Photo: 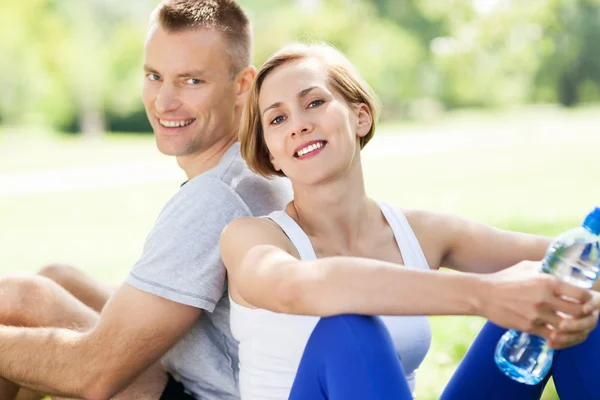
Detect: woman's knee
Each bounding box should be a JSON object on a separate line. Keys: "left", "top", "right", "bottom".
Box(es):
{"left": 314, "top": 315, "right": 390, "bottom": 345}
{"left": 295, "top": 315, "right": 411, "bottom": 400}
{"left": 305, "top": 314, "right": 399, "bottom": 366}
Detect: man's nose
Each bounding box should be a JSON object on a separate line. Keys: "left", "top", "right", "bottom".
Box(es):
{"left": 155, "top": 85, "right": 182, "bottom": 114}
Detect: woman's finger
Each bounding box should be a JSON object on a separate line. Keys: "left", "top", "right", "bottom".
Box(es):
{"left": 583, "top": 292, "right": 600, "bottom": 314}
{"left": 553, "top": 280, "right": 592, "bottom": 304}
{"left": 558, "top": 311, "right": 599, "bottom": 334}
{"left": 548, "top": 331, "right": 589, "bottom": 350}
{"left": 547, "top": 295, "right": 587, "bottom": 318}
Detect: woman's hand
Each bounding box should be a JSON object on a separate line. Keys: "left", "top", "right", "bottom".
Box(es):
{"left": 480, "top": 261, "right": 600, "bottom": 349}
{"left": 549, "top": 291, "right": 600, "bottom": 349}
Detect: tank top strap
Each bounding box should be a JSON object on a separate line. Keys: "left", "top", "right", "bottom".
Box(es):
{"left": 264, "top": 211, "right": 318, "bottom": 261}
{"left": 377, "top": 201, "right": 430, "bottom": 270}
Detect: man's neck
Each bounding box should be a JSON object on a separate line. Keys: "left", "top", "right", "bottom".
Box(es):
{"left": 177, "top": 136, "right": 237, "bottom": 180}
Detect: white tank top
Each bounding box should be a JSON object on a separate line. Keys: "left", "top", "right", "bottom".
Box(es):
{"left": 230, "top": 202, "right": 432, "bottom": 399}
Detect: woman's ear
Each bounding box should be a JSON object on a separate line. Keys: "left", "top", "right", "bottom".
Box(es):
{"left": 269, "top": 152, "right": 281, "bottom": 172}
{"left": 355, "top": 103, "right": 373, "bottom": 138}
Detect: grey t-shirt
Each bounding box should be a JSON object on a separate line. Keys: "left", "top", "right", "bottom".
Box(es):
{"left": 126, "top": 143, "right": 291, "bottom": 399}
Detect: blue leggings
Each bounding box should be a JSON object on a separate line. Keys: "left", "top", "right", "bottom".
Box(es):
{"left": 289, "top": 315, "right": 600, "bottom": 400}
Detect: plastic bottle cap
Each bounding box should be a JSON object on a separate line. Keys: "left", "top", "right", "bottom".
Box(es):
{"left": 583, "top": 207, "right": 600, "bottom": 235}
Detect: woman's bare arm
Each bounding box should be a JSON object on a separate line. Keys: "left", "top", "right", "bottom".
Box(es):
{"left": 220, "top": 216, "right": 599, "bottom": 348}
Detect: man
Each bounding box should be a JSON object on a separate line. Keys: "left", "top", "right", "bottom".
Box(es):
{"left": 0, "top": 0, "right": 290, "bottom": 399}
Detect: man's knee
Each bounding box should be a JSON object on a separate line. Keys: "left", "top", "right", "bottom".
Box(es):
{"left": 38, "top": 263, "right": 78, "bottom": 287}
{"left": 38, "top": 263, "right": 112, "bottom": 313}
{"left": 0, "top": 272, "right": 98, "bottom": 329}
{"left": 0, "top": 273, "right": 55, "bottom": 326}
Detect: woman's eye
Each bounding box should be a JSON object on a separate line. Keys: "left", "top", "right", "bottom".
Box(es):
{"left": 308, "top": 99, "right": 324, "bottom": 108}
{"left": 271, "top": 115, "right": 285, "bottom": 125}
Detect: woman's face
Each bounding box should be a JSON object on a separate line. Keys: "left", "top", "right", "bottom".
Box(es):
{"left": 258, "top": 58, "right": 371, "bottom": 185}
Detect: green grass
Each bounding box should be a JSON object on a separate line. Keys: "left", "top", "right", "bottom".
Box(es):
{"left": 362, "top": 129, "right": 598, "bottom": 399}
{"left": 1, "top": 106, "right": 599, "bottom": 399}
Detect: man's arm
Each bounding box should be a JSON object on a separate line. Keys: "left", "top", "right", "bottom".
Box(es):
{"left": 0, "top": 173, "right": 257, "bottom": 397}
{"left": 0, "top": 283, "right": 200, "bottom": 399}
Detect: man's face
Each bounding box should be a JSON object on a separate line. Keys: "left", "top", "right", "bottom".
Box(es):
{"left": 142, "top": 25, "right": 239, "bottom": 158}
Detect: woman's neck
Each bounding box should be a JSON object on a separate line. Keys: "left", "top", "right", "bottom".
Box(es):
{"left": 288, "top": 161, "right": 377, "bottom": 250}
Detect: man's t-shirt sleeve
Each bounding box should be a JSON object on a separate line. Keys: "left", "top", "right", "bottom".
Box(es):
{"left": 126, "top": 177, "right": 251, "bottom": 312}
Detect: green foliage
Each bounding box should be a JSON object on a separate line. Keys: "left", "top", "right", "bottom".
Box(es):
{"left": 252, "top": 0, "right": 425, "bottom": 119}
{"left": 1, "top": 0, "right": 600, "bottom": 133}
{"left": 431, "top": 2, "right": 546, "bottom": 107}
{"left": 534, "top": 0, "right": 600, "bottom": 106}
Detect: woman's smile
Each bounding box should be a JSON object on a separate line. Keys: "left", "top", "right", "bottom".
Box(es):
{"left": 294, "top": 140, "right": 327, "bottom": 159}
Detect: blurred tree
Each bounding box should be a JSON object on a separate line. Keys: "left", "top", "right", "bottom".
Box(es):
{"left": 0, "top": 0, "right": 153, "bottom": 135}
{"left": 2, "top": 0, "right": 600, "bottom": 134}
{"left": 534, "top": 0, "right": 600, "bottom": 106}
{"left": 48, "top": 0, "right": 154, "bottom": 136}
{"left": 252, "top": 0, "right": 425, "bottom": 119}
{"left": 430, "top": 1, "right": 548, "bottom": 107}
{"left": 0, "top": 0, "right": 69, "bottom": 127}
{"left": 372, "top": 0, "right": 451, "bottom": 48}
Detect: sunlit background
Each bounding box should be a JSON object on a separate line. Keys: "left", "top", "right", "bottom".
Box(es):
{"left": 1, "top": 0, "right": 599, "bottom": 398}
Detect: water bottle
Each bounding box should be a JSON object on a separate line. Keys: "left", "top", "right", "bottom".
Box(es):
{"left": 494, "top": 207, "right": 600, "bottom": 385}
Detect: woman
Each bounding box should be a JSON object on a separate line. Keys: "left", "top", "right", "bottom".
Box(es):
{"left": 220, "top": 42, "right": 600, "bottom": 400}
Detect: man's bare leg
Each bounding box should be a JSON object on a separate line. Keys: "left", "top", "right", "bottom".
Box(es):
{"left": 37, "top": 264, "right": 115, "bottom": 313}
{"left": 0, "top": 272, "right": 100, "bottom": 400}
{"left": 0, "top": 272, "right": 168, "bottom": 400}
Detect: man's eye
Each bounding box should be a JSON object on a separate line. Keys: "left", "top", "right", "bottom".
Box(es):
{"left": 186, "top": 78, "right": 203, "bottom": 85}
{"left": 147, "top": 74, "right": 160, "bottom": 81}
{"left": 308, "top": 99, "right": 324, "bottom": 108}
{"left": 271, "top": 116, "right": 285, "bottom": 125}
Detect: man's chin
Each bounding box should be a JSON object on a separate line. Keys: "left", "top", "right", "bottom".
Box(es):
{"left": 155, "top": 139, "right": 199, "bottom": 158}
{"left": 155, "top": 140, "right": 183, "bottom": 157}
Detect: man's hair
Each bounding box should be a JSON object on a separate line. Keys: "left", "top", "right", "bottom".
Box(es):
{"left": 151, "top": 0, "right": 252, "bottom": 78}
{"left": 239, "top": 42, "right": 381, "bottom": 178}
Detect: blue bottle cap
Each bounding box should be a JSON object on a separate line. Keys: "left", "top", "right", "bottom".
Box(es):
{"left": 583, "top": 207, "right": 600, "bottom": 235}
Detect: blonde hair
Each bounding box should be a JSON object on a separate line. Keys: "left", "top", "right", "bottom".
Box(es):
{"left": 151, "top": 0, "right": 252, "bottom": 78}
{"left": 239, "top": 42, "right": 381, "bottom": 178}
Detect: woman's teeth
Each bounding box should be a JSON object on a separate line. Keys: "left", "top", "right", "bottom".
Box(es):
{"left": 297, "top": 142, "right": 324, "bottom": 157}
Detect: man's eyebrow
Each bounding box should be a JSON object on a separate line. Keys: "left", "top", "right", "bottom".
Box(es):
{"left": 261, "top": 86, "right": 320, "bottom": 117}
{"left": 142, "top": 66, "right": 206, "bottom": 78}
{"left": 177, "top": 70, "right": 206, "bottom": 78}
{"left": 143, "top": 64, "right": 158, "bottom": 73}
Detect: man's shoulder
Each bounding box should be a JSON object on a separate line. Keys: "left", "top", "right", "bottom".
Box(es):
{"left": 183, "top": 149, "right": 292, "bottom": 217}
{"left": 229, "top": 165, "right": 292, "bottom": 217}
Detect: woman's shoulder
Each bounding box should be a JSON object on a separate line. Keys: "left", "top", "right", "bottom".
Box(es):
{"left": 396, "top": 207, "right": 461, "bottom": 270}
{"left": 221, "top": 215, "right": 298, "bottom": 258}
{"left": 400, "top": 207, "right": 463, "bottom": 229}
{"left": 222, "top": 215, "right": 285, "bottom": 240}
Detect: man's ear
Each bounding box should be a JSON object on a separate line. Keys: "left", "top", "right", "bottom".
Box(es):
{"left": 355, "top": 103, "right": 373, "bottom": 139}
{"left": 235, "top": 66, "right": 257, "bottom": 106}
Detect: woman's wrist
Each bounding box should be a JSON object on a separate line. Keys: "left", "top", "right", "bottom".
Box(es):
{"left": 466, "top": 273, "right": 491, "bottom": 318}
